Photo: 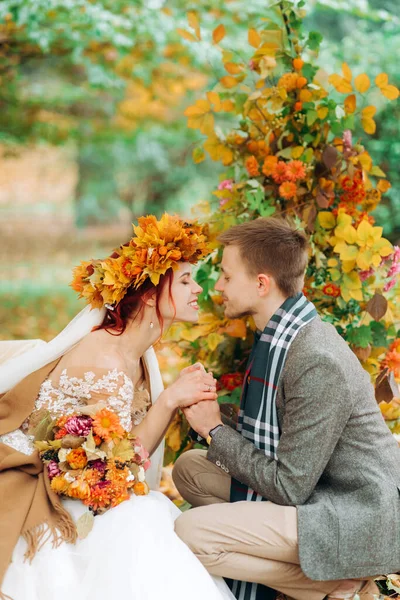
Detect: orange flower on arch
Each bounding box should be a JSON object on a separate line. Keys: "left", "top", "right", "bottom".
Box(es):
{"left": 245, "top": 155, "right": 260, "bottom": 177}
{"left": 286, "top": 160, "right": 307, "bottom": 182}
{"left": 262, "top": 155, "right": 278, "bottom": 176}
{"left": 279, "top": 181, "right": 297, "bottom": 200}
{"left": 323, "top": 283, "right": 341, "bottom": 298}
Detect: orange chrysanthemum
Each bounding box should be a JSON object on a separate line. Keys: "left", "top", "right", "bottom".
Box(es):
{"left": 286, "top": 160, "right": 307, "bottom": 182}
{"left": 279, "top": 181, "right": 297, "bottom": 200}
{"left": 262, "top": 155, "right": 278, "bottom": 176}
{"left": 106, "top": 460, "right": 131, "bottom": 484}
{"left": 83, "top": 468, "right": 103, "bottom": 486}
{"left": 323, "top": 283, "right": 341, "bottom": 298}
{"left": 93, "top": 409, "right": 125, "bottom": 442}
{"left": 84, "top": 481, "right": 112, "bottom": 512}
{"left": 272, "top": 161, "right": 289, "bottom": 184}
{"left": 56, "top": 415, "right": 69, "bottom": 428}
{"left": 67, "top": 448, "right": 88, "bottom": 470}
{"left": 109, "top": 482, "right": 130, "bottom": 508}
{"left": 50, "top": 475, "right": 70, "bottom": 494}
{"left": 382, "top": 340, "right": 400, "bottom": 379}
{"left": 55, "top": 427, "right": 68, "bottom": 440}
{"left": 245, "top": 155, "right": 260, "bottom": 177}
{"left": 68, "top": 478, "right": 91, "bottom": 501}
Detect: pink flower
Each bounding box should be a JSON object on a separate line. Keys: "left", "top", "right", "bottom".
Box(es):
{"left": 65, "top": 415, "right": 93, "bottom": 437}
{"left": 90, "top": 459, "right": 107, "bottom": 473}
{"left": 343, "top": 129, "right": 353, "bottom": 155}
{"left": 218, "top": 179, "right": 234, "bottom": 191}
{"left": 359, "top": 268, "right": 374, "bottom": 282}
{"left": 47, "top": 461, "right": 61, "bottom": 480}
{"left": 384, "top": 279, "right": 397, "bottom": 292}
{"left": 133, "top": 437, "right": 150, "bottom": 470}
{"left": 219, "top": 198, "right": 229, "bottom": 207}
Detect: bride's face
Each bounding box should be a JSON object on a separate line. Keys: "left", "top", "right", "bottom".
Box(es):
{"left": 159, "top": 262, "right": 203, "bottom": 324}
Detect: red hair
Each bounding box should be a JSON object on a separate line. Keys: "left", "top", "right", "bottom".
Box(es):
{"left": 94, "top": 270, "right": 175, "bottom": 336}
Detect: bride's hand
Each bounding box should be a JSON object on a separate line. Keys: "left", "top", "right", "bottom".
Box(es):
{"left": 179, "top": 362, "right": 210, "bottom": 376}
{"left": 161, "top": 370, "right": 218, "bottom": 410}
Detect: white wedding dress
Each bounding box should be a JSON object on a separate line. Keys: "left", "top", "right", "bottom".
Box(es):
{"left": 1, "top": 361, "right": 235, "bottom": 600}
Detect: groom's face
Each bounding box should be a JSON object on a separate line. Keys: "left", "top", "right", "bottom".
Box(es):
{"left": 215, "top": 245, "right": 258, "bottom": 319}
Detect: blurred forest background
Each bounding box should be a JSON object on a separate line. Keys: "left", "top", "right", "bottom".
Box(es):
{"left": 1, "top": 0, "right": 399, "bottom": 344}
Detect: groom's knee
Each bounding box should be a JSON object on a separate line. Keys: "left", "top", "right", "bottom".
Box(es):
{"left": 172, "top": 449, "right": 206, "bottom": 497}
{"left": 174, "top": 509, "right": 204, "bottom": 554}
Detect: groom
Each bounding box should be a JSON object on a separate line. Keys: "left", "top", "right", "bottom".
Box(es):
{"left": 172, "top": 216, "right": 400, "bottom": 600}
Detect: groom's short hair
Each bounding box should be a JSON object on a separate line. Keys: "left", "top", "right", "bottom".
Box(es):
{"left": 218, "top": 217, "right": 309, "bottom": 297}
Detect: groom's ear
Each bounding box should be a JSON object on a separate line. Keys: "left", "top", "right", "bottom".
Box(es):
{"left": 256, "top": 274, "right": 270, "bottom": 297}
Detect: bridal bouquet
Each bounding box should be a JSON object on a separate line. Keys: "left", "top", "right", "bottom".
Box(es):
{"left": 33, "top": 407, "right": 151, "bottom": 515}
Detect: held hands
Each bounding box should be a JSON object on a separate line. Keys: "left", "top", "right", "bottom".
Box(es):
{"left": 183, "top": 400, "right": 223, "bottom": 440}
{"left": 179, "top": 362, "right": 223, "bottom": 439}
{"left": 162, "top": 363, "right": 218, "bottom": 411}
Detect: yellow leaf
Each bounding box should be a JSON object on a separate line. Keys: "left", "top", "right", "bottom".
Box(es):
{"left": 318, "top": 212, "right": 336, "bottom": 230}
{"left": 328, "top": 74, "right": 353, "bottom": 94}
{"left": 358, "top": 151, "right": 372, "bottom": 172}
{"left": 340, "top": 245, "right": 359, "bottom": 262}
{"left": 375, "top": 73, "right": 388, "bottom": 88}
{"left": 317, "top": 106, "right": 329, "bottom": 120}
{"left": 221, "top": 99, "right": 235, "bottom": 112}
{"left": 220, "top": 76, "right": 239, "bottom": 89}
{"left": 192, "top": 147, "right": 205, "bottom": 164}
{"left": 329, "top": 268, "right": 341, "bottom": 281}
{"left": 377, "top": 180, "right": 391, "bottom": 193}
{"left": 350, "top": 289, "right": 364, "bottom": 302}
{"left": 176, "top": 28, "right": 197, "bottom": 42}
{"left": 165, "top": 413, "right": 183, "bottom": 452}
{"left": 344, "top": 94, "right": 356, "bottom": 114}
{"left": 291, "top": 146, "right": 304, "bottom": 159}
{"left": 380, "top": 85, "right": 399, "bottom": 101}
{"left": 342, "top": 62, "right": 352, "bottom": 82}
{"left": 213, "top": 24, "right": 226, "bottom": 44}
{"left": 248, "top": 28, "right": 261, "bottom": 48}
{"left": 354, "top": 73, "right": 370, "bottom": 93}
{"left": 361, "top": 105, "right": 376, "bottom": 135}
{"left": 204, "top": 134, "right": 234, "bottom": 165}
{"left": 299, "top": 89, "right": 313, "bottom": 103}
{"left": 187, "top": 11, "right": 201, "bottom": 39}
{"left": 206, "top": 91, "right": 221, "bottom": 111}
{"left": 184, "top": 98, "right": 210, "bottom": 117}
{"left": 225, "top": 319, "right": 247, "bottom": 338}
{"left": 370, "top": 165, "right": 386, "bottom": 178}
{"left": 224, "top": 62, "right": 244, "bottom": 75}
{"left": 207, "top": 332, "right": 225, "bottom": 351}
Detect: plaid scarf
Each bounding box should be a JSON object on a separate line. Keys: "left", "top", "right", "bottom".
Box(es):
{"left": 227, "top": 293, "right": 317, "bottom": 600}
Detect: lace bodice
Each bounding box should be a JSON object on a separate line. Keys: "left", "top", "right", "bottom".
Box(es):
{"left": 1, "top": 367, "right": 151, "bottom": 455}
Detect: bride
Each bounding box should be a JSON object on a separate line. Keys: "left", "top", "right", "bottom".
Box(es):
{"left": 0, "top": 214, "right": 235, "bottom": 600}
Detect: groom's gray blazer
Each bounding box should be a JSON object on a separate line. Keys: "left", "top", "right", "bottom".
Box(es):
{"left": 207, "top": 316, "right": 400, "bottom": 581}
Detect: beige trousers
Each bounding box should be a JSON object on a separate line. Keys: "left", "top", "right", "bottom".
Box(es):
{"left": 172, "top": 449, "right": 341, "bottom": 600}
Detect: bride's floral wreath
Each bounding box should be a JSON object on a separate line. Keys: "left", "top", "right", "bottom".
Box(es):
{"left": 71, "top": 213, "right": 211, "bottom": 309}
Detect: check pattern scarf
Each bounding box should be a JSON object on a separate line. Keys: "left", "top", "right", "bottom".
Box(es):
{"left": 227, "top": 293, "right": 317, "bottom": 600}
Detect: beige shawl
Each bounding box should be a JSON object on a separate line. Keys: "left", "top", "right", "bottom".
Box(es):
{"left": 0, "top": 359, "right": 77, "bottom": 598}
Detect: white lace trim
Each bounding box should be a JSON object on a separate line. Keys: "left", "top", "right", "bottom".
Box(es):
{"left": 0, "top": 368, "right": 151, "bottom": 454}
{"left": 0, "top": 429, "right": 35, "bottom": 455}
{"left": 33, "top": 368, "right": 135, "bottom": 431}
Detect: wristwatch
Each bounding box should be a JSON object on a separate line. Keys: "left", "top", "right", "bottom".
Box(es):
{"left": 206, "top": 424, "right": 224, "bottom": 446}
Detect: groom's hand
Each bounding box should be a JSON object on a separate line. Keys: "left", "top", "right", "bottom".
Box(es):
{"left": 183, "top": 400, "right": 223, "bottom": 439}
